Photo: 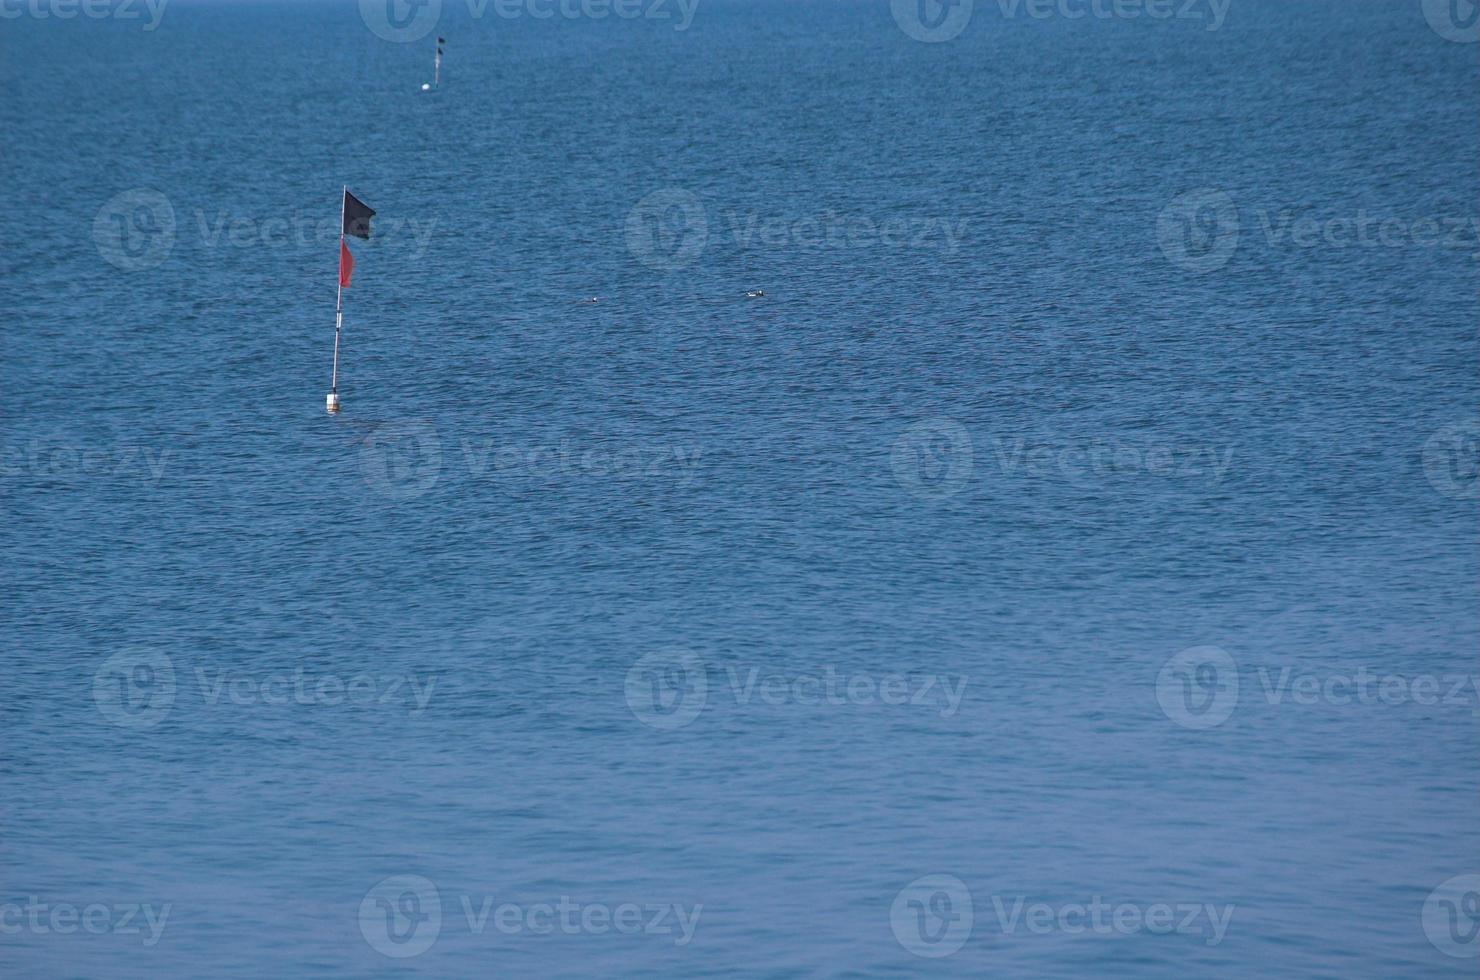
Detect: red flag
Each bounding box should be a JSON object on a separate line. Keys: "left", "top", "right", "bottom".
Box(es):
{"left": 339, "top": 239, "right": 354, "bottom": 288}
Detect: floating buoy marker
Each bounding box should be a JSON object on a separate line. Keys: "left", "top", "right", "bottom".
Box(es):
{"left": 328, "top": 187, "right": 346, "bottom": 414}
{"left": 421, "top": 37, "right": 443, "bottom": 92}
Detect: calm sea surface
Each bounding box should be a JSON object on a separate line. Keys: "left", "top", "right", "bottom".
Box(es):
{"left": 3, "top": 0, "right": 1477, "bottom": 976}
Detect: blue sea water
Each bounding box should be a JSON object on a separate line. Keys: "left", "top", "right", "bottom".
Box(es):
{"left": 2, "top": 0, "right": 1477, "bottom": 975}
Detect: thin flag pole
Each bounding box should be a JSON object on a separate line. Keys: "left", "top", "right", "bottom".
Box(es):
{"left": 328, "top": 185, "right": 345, "bottom": 413}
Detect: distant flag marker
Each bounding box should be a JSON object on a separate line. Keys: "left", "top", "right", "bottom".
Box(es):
{"left": 423, "top": 37, "right": 444, "bottom": 91}
{"left": 328, "top": 188, "right": 375, "bottom": 414}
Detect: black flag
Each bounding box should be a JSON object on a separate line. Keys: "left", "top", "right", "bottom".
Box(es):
{"left": 343, "top": 190, "right": 374, "bottom": 240}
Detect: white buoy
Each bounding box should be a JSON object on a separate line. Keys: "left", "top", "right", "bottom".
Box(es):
{"left": 326, "top": 391, "right": 340, "bottom": 414}
{"left": 421, "top": 83, "right": 430, "bottom": 91}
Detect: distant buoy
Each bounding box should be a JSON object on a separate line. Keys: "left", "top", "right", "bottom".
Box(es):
{"left": 747, "top": 289, "right": 764, "bottom": 298}
{"left": 326, "top": 391, "right": 340, "bottom": 414}
{"left": 421, "top": 83, "right": 431, "bottom": 91}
